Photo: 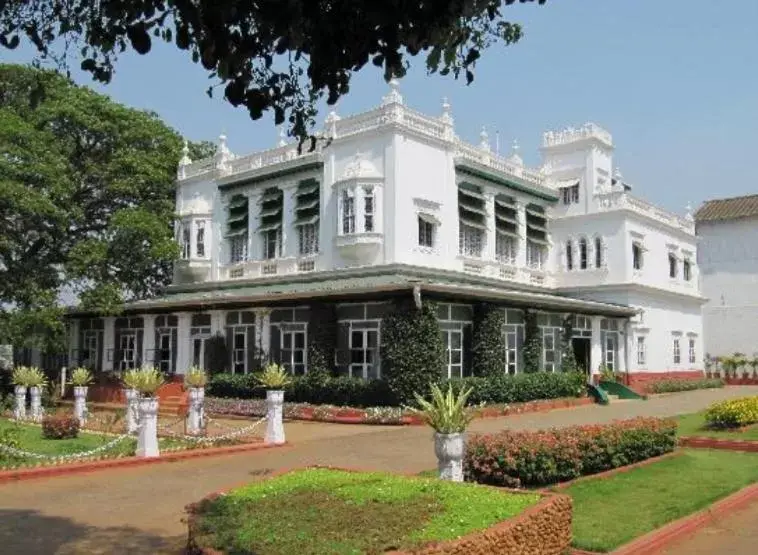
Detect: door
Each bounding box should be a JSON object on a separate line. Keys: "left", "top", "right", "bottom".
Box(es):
{"left": 157, "top": 332, "right": 173, "bottom": 374}
{"left": 443, "top": 328, "right": 464, "bottom": 379}
{"left": 119, "top": 333, "right": 137, "bottom": 370}
{"left": 604, "top": 334, "right": 617, "bottom": 373}
{"left": 192, "top": 335, "right": 210, "bottom": 369}
{"left": 349, "top": 329, "right": 379, "bottom": 379}
{"left": 572, "top": 338, "right": 591, "bottom": 376}
{"left": 82, "top": 330, "right": 100, "bottom": 371}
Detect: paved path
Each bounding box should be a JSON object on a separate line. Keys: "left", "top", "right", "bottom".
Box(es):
{"left": 2, "top": 386, "right": 757, "bottom": 555}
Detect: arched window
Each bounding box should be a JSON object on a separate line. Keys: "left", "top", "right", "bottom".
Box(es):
{"left": 566, "top": 240, "right": 574, "bottom": 271}
{"left": 579, "top": 237, "right": 588, "bottom": 270}
{"left": 595, "top": 236, "right": 603, "bottom": 268}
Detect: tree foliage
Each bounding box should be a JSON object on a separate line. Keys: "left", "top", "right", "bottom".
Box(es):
{"left": 560, "top": 314, "right": 579, "bottom": 373}
{"left": 0, "top": 0, "right": 545, "bottom": 147}
{"left": 471, "top": 303, "right": 505, "bottom": 377}
{"left": 381, "top": 300, "right": 446, "bottom": 405}
{"left": 0, "top": 64, "right": 197, "bottom": 347}
{"left": 522, "top": 309, "right": 541, "bottom": 372}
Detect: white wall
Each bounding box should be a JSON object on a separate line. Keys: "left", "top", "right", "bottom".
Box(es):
{"left": 699, "top": 217, "right": 758, "bottom": 356}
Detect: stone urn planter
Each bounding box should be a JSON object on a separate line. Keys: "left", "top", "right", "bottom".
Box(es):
{"left": 186, "top": 387, "right": 205, "bottom": 434}
{"left": 29, "top": 386, "right": 43, "bottom": 421}
{"left": 124, "top": 388, "right": 139, "bottom": 434}
{"left": 136, "top": 396, "right": 160, "bottom": 458}
{"left": 265, "top": 389, "right": 285, "bottom": 445}
{"left": 434, "top": 432, "right": 466, "bottom": 482}
{"left": 73, "top": 386, "right": 88, "bottom": 425}
{"left": 13, "top": 385, "right": 26, "bottom": 420}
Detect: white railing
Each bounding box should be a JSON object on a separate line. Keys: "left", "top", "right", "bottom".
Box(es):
{"left": 596, "top": 190, "right": 695, "bottom": 234}
{"left": 454, "top": 139, "right": 546, "bottom": 187}
{"left": 542, "top": 123, "right": 613, "bottom": 148}
{"left": 402, "top": 107, "right": 447, "bottom": 140}
{"left": 182, "top": 157, "right": 215, "bottom": 179}
{"left": 219, "top": 255, "right": 319, "bottom": 280}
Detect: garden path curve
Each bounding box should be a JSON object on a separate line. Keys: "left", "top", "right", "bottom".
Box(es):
{"left": 2, "top": 386, "right": 757, "bottom": 554}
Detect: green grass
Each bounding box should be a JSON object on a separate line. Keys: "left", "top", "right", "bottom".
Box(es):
{"left": 192, "top": 468, "right": 540, "bottom": 555}
{"left": 677, "top": 412, "right": 758, "bottom": 440}
{"left": 565, "top": 449, "right": 758, "bottom": 552}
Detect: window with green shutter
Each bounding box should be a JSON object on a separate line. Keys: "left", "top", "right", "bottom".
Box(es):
{"left": 258, "top": 187, "right": 283, "bottom": 259}
{"left": 226, "top": 194, "right": 249, "bottom": 263}
{"left": 458, "top": 182, "right": 486, "bottom": 257}
{"left": 294, "top": 178, "right": 320, "bottom": 255}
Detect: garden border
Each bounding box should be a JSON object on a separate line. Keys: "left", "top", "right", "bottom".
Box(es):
{"left": 569, "top": 481, "right": 758, "bottom": 555}
{"left": 184, "top": 465, "right": 573, "bottom": 555}
{"left": 0, "top": 440, "right": 288, "bottom": 484}
{"left": 548, "top": 452, "right": 681, "bottom": 491}
{"left": 679, "top": 436, "right": 758, "bottom": 452}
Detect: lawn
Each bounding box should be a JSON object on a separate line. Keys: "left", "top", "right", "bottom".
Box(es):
{"left": 565, "top": 449, "right": 758, "bottom": 552}
{"left": 190, "top": 468, "right": 540, "bottom": 555}
{"left": 677, "top": 412, "right": 758, "bottom": 440}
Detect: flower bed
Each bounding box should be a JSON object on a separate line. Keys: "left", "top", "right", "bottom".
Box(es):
{"left": 205, "top": 395, "right": 594, "bottom": 425}
{"left": 704, "top": 396, "right": 758, "bottom": 429}
{"left": 647, "top": 378, "right": 724, "bottom": 394}
{"left": 185, "top": 467, "right": 572, "bottom": 555}
{"left": 464, "top": 417, "right": 677, "bottom": 488}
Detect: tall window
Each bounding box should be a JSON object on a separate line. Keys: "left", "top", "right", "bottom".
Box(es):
{"left": 673, "top": 338, "right": 681, "bottom": 365}
{"left": 632, "top": 243, "right": 643, "bottom": 270}
{"left": 262, "top": 229, "right": 280, "bottom": 259}
{"left": 335, "top": 303, "right": 386, "bottom": 379}
{"left": 562, "top": 183, "right": 579, "bottom": 205}
{"left": 259, "top": 187, "right": 283, "bottom": 260}
{"left": 566, "top": 240, "right": 574, "bottom": 271}
{"left": 226, "top": 194, "right": 249, "bottom": 264}
{"left": 182, "top": 225, "right": 191, "bottom": 259}
{"left": 226, "top": 311, "right": 255, "bottom": 374}
{"left": 363, "top": 187, "right": 374, "bottom": 232}
{"left": 294, "top": 178, "right": 320, "bottom": 256}
{"left": 418, "top": 217, "right": 435, "bottom": 248}
{"left": 637, "top": 336, "right": 646, "bottom": 366}
{"left": 196, "top": 221, "right": 206, "bottom": 258}
{"left": 459, "top": 225, "right": 484, "bottom": 257}
{"left": 604, "top": 334, "right": 617, "bottom": 371}
{"left": 527, "top": 242, "right": 546, "bottom": 269}
{"left": 438, "top": 304, "right": 473, "bottom": 379}
{"left": 458, "top": 184, "right": 486, "bottom": 257}
{"left": 688, "top": 338, "right": 696, "bottom": 364}
{"left": 229, "top": 235, "right": 247, "bottom": 263}
{"left": 115, "top": 317, "right": 143, "bottom": 371}
{"left": 341, "top": 189, "right": 355, "bottom": 234}
{"left": 279, "top": 323, "right": 307, "bottom": 375}
{"left": 525, "top": 204, "right": 548, "bottom": 270}
{"left": 668, "top": 253, "right": 678, "bottom": 278}
{"left": 683, "top": 259, "right": 692, "bottom": 281}
{"left": 154, "top": 315, "right": 178, "bottom": 375}
{"left": 298, "top": 224, "right": 318, "bottom": 255}
{"left": 595, "top": 236, "right": 603, "bottom": 268}
{"left": 579, "top": 237, "right": 588, "bottom": 270}
{"left": 496, "top": 234, "right": 516, "bottom": 264}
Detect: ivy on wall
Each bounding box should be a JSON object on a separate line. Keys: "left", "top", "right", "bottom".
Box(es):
{"left": 560, "top": 314, "right": 579, "bottom": 373}
{"left": 472, "top": 303, "right": 506, "bottom": 377}
{"left": 205, "top": 333, "right": 230, "bottom": 374}
{"left": 381, "top": 299, "right": 445, "bottom": 404}
{"left": 522, "top": 309, "right": 542, "bottom": 373}
{"left": 307, "top": 302, "right": 337, "bottom": 381}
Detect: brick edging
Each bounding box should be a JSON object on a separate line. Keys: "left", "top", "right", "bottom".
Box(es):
{"left": 185, "top": 465, "right": 573, "bottom": 555}
{"left": 548, "top": 451, "right": 681, "bottom": 491}
{"left": 680, "top": 436, "right": 758, "bottom": 452}
{"left": 209, "top": 396, "right": 595, "bottom": 427}
{"left": 0, "top": 441, "right": 288, "bottom": 484}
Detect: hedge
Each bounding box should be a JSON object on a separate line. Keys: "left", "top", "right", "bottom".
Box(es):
{"left": 704, "top": 396, "right": 758, "bottom": 429}
{"left": 208, "top": 371, "right": 587, "bottom": 408}
{"left": 648, "top": 378, "right": 724, "bottom": 394}
{"left": 464, "top": 417, "right": 677, "bottom": 488}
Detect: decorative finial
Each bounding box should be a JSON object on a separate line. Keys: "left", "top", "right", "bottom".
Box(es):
{"left": 381, "top": 77, "right": 404, "bottom": 106}
{"left": 613, "top": 166, "right": 622, "bottom": 181}
{"left": 685, "top": 202, "right": 694, "bottom": 222}
{"left": 507, "top": 138, "right": 524, "bottom": 166}
{"left": 442, "top": 96, "right": 450, "bottom": 113}
{"left": 179, "top": 140, "right": 191, "bottom": 166}
{"left": 479, "top": 126, "right": 490, "bottom": 152}
{"left": 218, "top": 133, "right": 230, "bottom": 156}
{"left": 277, "top": 127, "right": 287, "bottom": 147}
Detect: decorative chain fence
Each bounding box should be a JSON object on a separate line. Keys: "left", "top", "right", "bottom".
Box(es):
{"left": 158, "top": 417, "right": 267, "bottom": 445}
{"left": 0, "top": 433, "right": 132, "bottom": 463}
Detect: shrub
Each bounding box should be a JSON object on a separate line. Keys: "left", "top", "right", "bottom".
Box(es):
{"left": 471, "top": 303, "right": 506, "bottom": 378}
{"left": 648, "top": 378, "right": 724, "bottom": 394}
{"left": 255, "top": 363, "right": 292, "bottom": 389}
{"left": 381, "top": 301, "right": 445, "bottom": 404}
{"left": 409, "top": 383, "right": 476, "bottom": 434}
{"left": 522, "top": 311, "right": 541, "bottom": 372}
{"left": 465, "top": 417, "right": 677, "bottom": 488}
{"left": 70, "top": 367, "right": 93, "bottom": 386}
{"left": 442, "top": 372, "right": 586, "bottom": 406}
{"left": 307, "top": 303, "right": 337, "bottom": 380}
{"left": 704, "top": 397, "right": 758, "bottom": 429}
{"left": 42, "top": 413, "right": 80, "bottom": 440}
{"left": 185, "top": 366, "right": 208, "bottom": 388}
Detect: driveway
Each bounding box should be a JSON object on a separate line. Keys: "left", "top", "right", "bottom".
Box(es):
{"left": 2, "top": 386, "right": 757, "bottom": 554}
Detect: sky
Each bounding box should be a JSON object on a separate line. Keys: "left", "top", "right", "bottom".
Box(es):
{"left": 3, "top": 0, "right": 757, "bottom": 214}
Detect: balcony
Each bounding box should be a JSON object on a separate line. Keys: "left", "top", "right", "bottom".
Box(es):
{"left": 220, "top": 255, "right": 319, "bottom": 280}
{"left": 335, "top": 233, "right": 383, "bottom": 264}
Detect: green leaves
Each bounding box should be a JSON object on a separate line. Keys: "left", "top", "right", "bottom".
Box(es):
{"left": 472, "top": 303, "right": 506, "bottom": 378}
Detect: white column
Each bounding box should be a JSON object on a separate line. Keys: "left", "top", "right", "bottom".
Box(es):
{"left": 210, "top": 310, "right": 225, "bottom": 336}
{"left": 590, "top": 315, "right": 603, "bottom": 383}
{"left": 282, "top": 184, "right": 298, "bottom": 258}
{"left": 515, "top": 200, "right": 528, "bottom": 269}
{"left": 254, "top": 308, "right": 272, "bottom": 358}
{"left": 484, "top": 191, "right": 496, "bottom": 261}
{"left": 142, "top": 314, "right": 156, "bottom": 367}
{"left": 68, "top": 319, "right": 80, "bottom": 368}
{"left": 103, "top": 316, "right": 116, "bottom": 372}
{"left": 247, "top": 191, "right": 259, "bottom": 261}
{"left": 618, "top": 322, "right": 628, "bottom": 375}
{"left": 175, "top": 312, "right": 192, "bottom": 374}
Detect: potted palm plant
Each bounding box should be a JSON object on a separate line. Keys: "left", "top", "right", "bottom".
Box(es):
{"left": 122, "top": 369, "right": 142, "bottom": 434}
{"left": 22, "top": 366, "right": 47, "bottom": 421}
{"left": 254, "top": 363, "right": 291, "bottom": 445}
{"left": 130, "top": 366, "right": 165, "bottom": 458}
{"left": 410, "top": 383, "right": 476, "bottom": 482}
{"left": 70, "top": 367, "right": 93, "bottom": 424}
{"left": 184, "top": 366, "right": 208, "bottom": 434}
{"left": 11, "top": 366, "right": 30, "bottom": 420}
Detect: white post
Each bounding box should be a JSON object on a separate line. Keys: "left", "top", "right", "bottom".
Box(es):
{"left": 264, "top": 389, "right": 285, "bottom": 445}
{"left": 434, "top": 432, "right": 465, "bottom": 482}
{"left": 103, "top": 316, "right": 116, "bottom": 372}
{"left": 175, "top": 312, "right": 192, "bottom": 375}
{"left": 590, "top": 315, "right": 603, "bottom": 384}
{"left": 142, "top": 314, "right": 157, "bottom": 367}
{"left": 29, "top": 386, "right": 42, "bottom": 421}
{"left": 13, "top": 386, "right": 26, "bottom": 420}
{"left": 136, "top": 397, "right": 160, "bottom": 458}
{"left": 73, "top": 386, "right": 88, "bottom": 424}
{"left": 60, "top": 366, "right": 67, "bottom": 399}
{"left": 186, "top": 387, "right": 205, "bottom": 434}
{"left": 125, "top": 388, "right": 139, "bottom": 434}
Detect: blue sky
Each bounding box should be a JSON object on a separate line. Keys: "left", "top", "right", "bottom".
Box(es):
{"left": 3, "top": 0, "right": 757, "bottom": 214}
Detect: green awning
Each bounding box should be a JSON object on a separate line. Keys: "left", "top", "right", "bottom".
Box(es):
{"left": 225, "top": 228, "right": 248, "bottom": 238}
{"left": 459, "top": 217, "right": 487, "bottom": 231}
{"left": 458, "top": 186, "right": 486, "bottom": 201}
{"left": 258, "top": 222, "right": 282, "bottom": 232}
{"left": 293, "top": 214, "right": 320, "bottom": 226}
{"left": 227, "top": 213, "right": 248, "bottom": 225}
{"left": 259, "top": 206, "right": 282, "bottom": 218}
{"left": 296, "top": 198, "right": 319, "bottom": 211}
{"left": 229, "top": 196, "right": 248, "bottom": 209}
{"left": 259, "top": 189, "right": 282, "bottom": 204}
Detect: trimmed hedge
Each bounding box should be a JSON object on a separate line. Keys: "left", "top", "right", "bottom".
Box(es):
{"left": 208, "top": 371, "right": 587, "bottom": 408}
{"left": 42, "top": 413, "right": 80, "bottom": 439}
{"left": 704, "top": 396, "right": 758, "bottom": 429}
{"left": 464, "top": 417, "right": 677, "bottom": 488}
{"left": 648, "top": 378, "right": 724, "bottom": 394}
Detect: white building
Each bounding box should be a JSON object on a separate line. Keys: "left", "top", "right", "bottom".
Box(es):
{"left": 67, "top": 80, "right": 705, "bottom": 389}
{"left": 696, "top": 195, "right": 758, "bottom": 359}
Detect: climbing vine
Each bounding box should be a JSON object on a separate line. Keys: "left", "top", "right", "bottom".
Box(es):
{"left": 522, "top": 310, "right": 542, "bottom": 373}
{"left": 560, "top": 314, "right": 579, "bottom": 373}
{"left": 472, "top": 303, "right": 506, "bottom": 377}
{"left": 307, "top": 302, "right": 338, "bottom": 381}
